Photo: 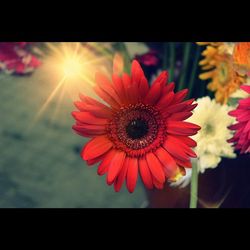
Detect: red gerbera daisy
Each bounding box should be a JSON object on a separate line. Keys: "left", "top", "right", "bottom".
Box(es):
{"left": 0, "top": 42, "right": 41, "bottom": 74}
{"left": 72, "top": 60, "right": 200, "bottom": 193}
{"left": 228, "top": 85, "right": 250, "bottom": 154}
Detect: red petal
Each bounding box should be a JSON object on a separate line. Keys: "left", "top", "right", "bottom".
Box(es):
{"left": 79, "top": 94, "right": 100, "bottom": 105}
{"left": 122, "top": 73, "right": 132, "bottom": 103}
{"left": 95, "top": 72, "right": 112, "bottom": 86}
{"left": 173, "top": 135, "right": 197, "bottom": 147}
{"left": 139, "top": 157, "right": 153, "bottom": 189}
{"left": 184, "top": 103, "right": 198, "bottom": 112}
{"left": 146, "top": 152, "right": 166, "bottom": 183}
{"left": 87, "top": 106, "right": 113, "bottom": 119}
{"left": 129, "top": 82, "right": 140, "bottom": 104}
{"left": 228, "top": 109, "right": 241, "bottom": 117}
{"left": 155, "top": 147, "right": 178, "bottom": 177}
{"left": 72, "top": 111, "right": 108, "bottom": 125}
{"left": 237, "top": 111, "right": 250, "bottom": 122}
{"left": 94, "top": 85, "right": 120, "bottom": 109}
{"left": 114, "top": 157, "right": 129, "bottom": 192}
{"left": 97, "top": 149, "right": 117, "bottom": 176}
{"left": 175, "top": 158, "right": 192, "bottom": 168}
{"left": 96, "top": 72, "right": 122, "bottom": 105}
{"left": 241, "top": 85, "right": 250, "bottom": 94}
{"left": 166, "top": 135, "right": 197, "bottom": 158}
{"left": 112, "top": 74, "right": 126, "bottom": 104}
{"left": 172, "top": 89, "right": 188, "bottom": 104}
{"left": 75, "top": 120, "right": 104, "bottom": 128}
{"left": 163, "top": 135, "right": 196, "bottom": 162}
{"left": 144, "top": 71, "right": 168, "bottom": 105}
{"left": 87, "top": 152, "right": 107, "bottom": 166}
{"left": 131, "top": 60, "right": 144, "bottom": 84}
{"left": 72, "top": 125, "right": 106, "bottom": 137}
{"left": 227, "top": 137, "right": 236, "bottom": 143}
{"left": 157, "top": 91, "right": 175, "bottom": 108}
{"left": 163, "top": 82, "right": 175, "bottom": 94}
{"left": 81, "top": 136, "right": 113, "bottom": 161}
{"left": 165, "top": 99, "right": 195, "bottom": 113}
{"left": 228, "top": 122, "right": 244, "bottom": 131}
{"left": 74, "top": 101, "right": 87, "bottom": 111}
{"left": 126, "top": 157, "right": 138, "bottom": 193}
{"left": 78, "top": 95, "right": 113, "bottom": 118}
{"left": 154, "top": 71, "right": 168, "bottom": 85}
{"left": 238, "top": 98, "right": 250, "bottom": 109}
{"left": 138, "top": 76, "right": 149, "bottom": 99}
{"left": 122, "top": 71, "right": 140, "bottom": 104}
{"left": 243, "top": 120, "right": 250, "bottom": 133}
{"left": 73, "top": 129, "right": 96, "bottom": 138}
{"left": 166, "top": 121, "right": 200, "bottom": 136}
{"left": 152, "top": 176, "right": 164, "bottom": 190}
{"left": 107, "top": 151, "right": 126, "bottom": 185}
{"left": 167, "top": 111, "right": 193, "bottom": 121}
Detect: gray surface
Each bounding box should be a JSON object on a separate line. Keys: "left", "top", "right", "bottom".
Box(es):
{"left": 0, "top": 65, "right": 147, "bottom": 208}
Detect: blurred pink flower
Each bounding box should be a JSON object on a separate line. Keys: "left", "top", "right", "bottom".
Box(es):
{"left": 135, "top": 50, "right": 159, "bottom": 66}
{"left": 0, "top": 42, "right": 41, "bottom": 74}
{"left": 228, "top": 85, "right": 250, "bottom": 154}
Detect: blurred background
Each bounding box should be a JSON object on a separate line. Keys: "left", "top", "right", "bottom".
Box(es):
{"left": 1, "top": 42, "right": 249, "bottom": 208}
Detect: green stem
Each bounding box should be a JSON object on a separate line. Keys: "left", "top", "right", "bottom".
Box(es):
{"left": 188, "top": 45, "right": 201, "bottom": 98}
{"left": 189, "top": 160, "right": 199, "bottom": 208}
{"left": 200, "top": 78, "right": 207, "bottom": 97}
{"left": 178, "top": 42, "right": 192, "bottom": 91}
{"left": 169, "top": 42, "right": 175, "bottom": 82}
{"left": 163, "top": 42, "right": 168, "bottom": 70}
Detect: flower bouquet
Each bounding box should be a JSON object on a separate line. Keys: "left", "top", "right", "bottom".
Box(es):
{"left": 2, "top": 42, "right": 249, "bottom": 208}
{"left": 70, "top": 42, "right": 250, "bottom": 208}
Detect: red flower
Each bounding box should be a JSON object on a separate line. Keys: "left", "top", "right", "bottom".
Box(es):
{"left": 72, "top": 60, "right": 200, "bottom": 193}
{"left": 0, "top": 42, "right": 41, "bottom": 74}
{"left": 228, "top": 85, "right": 250, "bottom": 154}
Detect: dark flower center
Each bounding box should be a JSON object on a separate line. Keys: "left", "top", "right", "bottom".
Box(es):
{"left": 126, "top": 119, "right": 149, "bottom": 139}
{"left": 107, "top": 103, "right": 167, "bottom": 157}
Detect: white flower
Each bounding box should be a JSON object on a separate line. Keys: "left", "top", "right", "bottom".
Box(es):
{"left": 171, "top": 96, "right": 236, "bottom": 188}
{"left": 188, "top": 96, "right": 236, "bottom": 173}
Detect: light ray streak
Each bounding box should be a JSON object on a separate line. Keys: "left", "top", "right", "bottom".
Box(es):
{"left": 50, "top": 81, "right": 67, "bottom": 123}
{"left": 28, "top": 76, "right": 66, "bottom": 130}
{"left": 45, "top": 42, "right": 63, "bottom": 57}
{"left": 198, "top": 187, "right": 232, "bottom": 208}
{"left": 26, "top": 42, "right": 111, "bottom": 133}
{"left": 87, "top": 42, "right": 113, "bottom": 60}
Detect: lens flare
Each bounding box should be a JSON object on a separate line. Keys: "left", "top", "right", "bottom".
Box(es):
{"left": 62, "top": 57, "right": 83, "bottom": 79}
{"left": 29, "top": 42, "right": 112, "bottom": 130}
{"left": 46, "top": 42, "right": 109, "bottom": 87}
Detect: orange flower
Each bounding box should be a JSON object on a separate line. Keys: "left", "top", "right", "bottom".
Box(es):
{"left": 198, "top": 43, "right": 246, "bottom": 104}
{"left": 196, "top": 42, "right": 223, "bottom": 47}
{"left": 232, "top": 42, "right": 250, "bottom": 75}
